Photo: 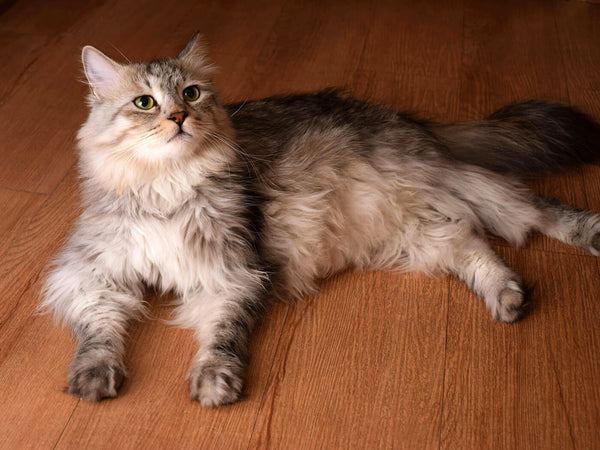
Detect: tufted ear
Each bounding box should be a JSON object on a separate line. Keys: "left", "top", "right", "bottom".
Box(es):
{"left": 81, "top": 46, "right": 123, "bottom": 99}
{"left": 178, "top": 32, "right": 207, "bottom": 59}
{"left": 177, "top": 33, "right": 215, "bottom": 74}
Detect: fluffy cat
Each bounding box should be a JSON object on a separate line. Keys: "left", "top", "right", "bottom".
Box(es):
{"left": 42, "top": 34, "right": 600, "bottom": 407}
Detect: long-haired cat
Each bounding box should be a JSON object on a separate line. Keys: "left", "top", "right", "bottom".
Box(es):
{"left": 42, "top": 34, "right": 600, "bottom": 407}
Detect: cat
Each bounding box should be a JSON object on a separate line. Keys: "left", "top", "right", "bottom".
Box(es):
{"left": 42, "top": 33, "right": 600, "bottom": 407}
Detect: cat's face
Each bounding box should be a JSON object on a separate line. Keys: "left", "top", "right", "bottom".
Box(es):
{"left": 78, "top": 35, "right": 232, "bottom": 190}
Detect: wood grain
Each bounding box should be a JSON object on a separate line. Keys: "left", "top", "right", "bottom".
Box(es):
{"left": 0, "top": 0, "right": 104, "bottom": 35}
{"left": 0, "top": 167, "right": 80, "bottom": 448}
{"left": 0, "top": 166, "right": 79, "bottom": 362}
{"left": 250, "top": 271, "right": 448, "bottom": 449}
{"left": 221, "top": 0, "right": 373, "bottom": 99}
{"left": 0, "top": 313, "right": 78, "bottom": 449}
{"left": 0, "top": 188, "right": 46, "bottom": 259}
{"left": 441, "top": 247, "right": 600, "bottom": 449}
{"left": 353, "top": 0, "right": 464, "bottom": 119}
{"left": 0, "top": 37, "right": 82, "bottom": 193}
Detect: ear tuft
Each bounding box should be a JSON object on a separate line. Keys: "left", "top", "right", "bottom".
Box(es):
{"left": 177, "top": 33, "right": 215, "bottom": 74}
{"left": 178, "top": 32, "right": 205, "bottom": 59}
{"left": 81, "top": 46, "right": 122, "bottom": 99}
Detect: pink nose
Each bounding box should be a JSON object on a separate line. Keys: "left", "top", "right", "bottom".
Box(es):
{"left": 168, "top": 111, "right": 188, "bottom": 126}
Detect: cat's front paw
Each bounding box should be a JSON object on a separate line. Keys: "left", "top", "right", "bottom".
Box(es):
{"left": 67, "top": 356, "right": 126, "bottom": 402}
{"left": 188, "top": 358, "right": 245, "bottom": 408}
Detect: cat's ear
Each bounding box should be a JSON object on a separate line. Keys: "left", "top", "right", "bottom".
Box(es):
{"left": 178, "top": 32, "right": 207, "bottom": 60}
{"left": 82, "top": 46, "right": 122, "bottom": 99}
{"left": 177, "top": 33, "right": 214, "bottom": 74}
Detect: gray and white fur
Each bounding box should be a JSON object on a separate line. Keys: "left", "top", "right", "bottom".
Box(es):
{"left": 42, "top": 34, "right": 600, "bottom": 407}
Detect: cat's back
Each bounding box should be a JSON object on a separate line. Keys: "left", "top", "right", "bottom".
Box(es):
{"left": 226, "top": 90, "right": 421, "bottom": 161}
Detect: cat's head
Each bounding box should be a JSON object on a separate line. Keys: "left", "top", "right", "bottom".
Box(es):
{"left": 78, "top": 34, "right": 233, "bottom": 192}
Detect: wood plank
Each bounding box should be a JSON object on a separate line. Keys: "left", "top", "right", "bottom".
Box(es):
{"left": 0, "top": 32, "right": 49, "bottom": 104}
{"left": 441, "top": 247, "right": 600, "bottom": 449}
{"left": 0, "top": 37, "right": 83, "bottom": 193}
{"left": 0, "top": 166, "right": 79, "bottom": 360}
{"left": 353, "top": 0, "right": 464, "bottom": 120}
{"left": 0, "top": 313, "right": 78, "bottom": 450}
{"left": 0, "top": 167, "right": 80, "bottom": 448}
{"left": 0, "top": 0, "right": 108, "bottom": 193}
{"left": 553, "top": 0, "right": 600, "bottom": 93}
{"left": 0, "top": 0, "right": 104, "bottom": 35}
{"left": 218, "top": 0, "right": 374, "bottom": 101}
{"left": 460, "top": 0, "right": 571, "bottom": 116}
{"left": 0, "top": 188, "right": 46, "bottom": 260}
{"left": 250, "top": 271, "right": 448, "bottom": 449}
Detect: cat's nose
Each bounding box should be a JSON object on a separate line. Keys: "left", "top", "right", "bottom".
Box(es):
{"left": 168, "top": 111, "right": 188, "bottom": 126}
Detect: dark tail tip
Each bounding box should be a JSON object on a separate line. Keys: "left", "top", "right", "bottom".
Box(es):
{"left": 488, "top": 101, "right": 600, "bottom": 168}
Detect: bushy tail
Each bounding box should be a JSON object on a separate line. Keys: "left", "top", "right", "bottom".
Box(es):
{"left": 431, "top": 101, "right": 600, "bottom": 175}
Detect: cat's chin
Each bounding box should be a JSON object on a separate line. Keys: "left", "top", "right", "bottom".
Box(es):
{"left": 145, "top": 138, "right": 196, "bottom": 164}
{"left": 167, "top": 130, "right": 193, "bottom": 144}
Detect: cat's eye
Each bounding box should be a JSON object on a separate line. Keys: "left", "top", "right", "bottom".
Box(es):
{"left": 133, "top": 95, "right": 155, "bottom": 110}
{"left": 182, "top": 85, "right": 200, "bottom": 102}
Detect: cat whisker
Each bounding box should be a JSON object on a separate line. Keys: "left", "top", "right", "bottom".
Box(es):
{"left": 208, "top": 132, "right": 273, "bottom": 183}
{"left": 105, "top": 132, "right": 162, "bottom": 162}
{"left": 108, "top": 43, "right": 131, "bottom": 63}
{"left": 229, "top": 100, "right": 247, "bottom": 117}
{"left": 205, "top": 131, "right": 259, "bottom": 172}
{"left": 208, "top": 131, "right": 262, "bottom": 176}
{"left": 202, "top": 134, "right": 233, "bottom": 177}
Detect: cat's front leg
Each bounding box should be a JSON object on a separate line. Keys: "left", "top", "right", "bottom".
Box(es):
{"left": 42, "top": 249, "right": 145, "bottom": 401}
{"left": 176, "top": 275, "right": 267, "bottom": 407}
{"left": 67, "top": 331, "right": 128, "bottom": 401}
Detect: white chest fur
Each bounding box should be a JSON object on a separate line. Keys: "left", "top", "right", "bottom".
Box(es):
{"left": 90, "top": 207, "right": 208, "bottom": 296}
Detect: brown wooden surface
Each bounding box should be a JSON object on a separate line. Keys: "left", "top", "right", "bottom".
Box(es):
{"left": 1, "top": 0, "right": 599, "bottom": 448}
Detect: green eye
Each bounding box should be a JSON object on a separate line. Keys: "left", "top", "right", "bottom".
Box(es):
{"left": 133, "top": 95, "right": 155, "bottom": 110}
{"left": 182, "top": 85, "right": 200, "bottom": 102}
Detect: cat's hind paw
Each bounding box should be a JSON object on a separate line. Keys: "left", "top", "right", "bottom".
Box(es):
{"left": 494, "top": 280, "right": 527, "bottom": 323}
{"left": 589, "top": 232, "right": 600, "bottom": 256}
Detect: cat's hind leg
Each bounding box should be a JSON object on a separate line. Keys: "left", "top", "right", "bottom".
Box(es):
{"left": 445, "top": 233, "right": 527, "bottom": 323}
{"left": 534, "top": 196, "right": 600, "bottom": 255}
{"left": 442, "top": 167, "right": 600, "bottom": 255}
{"left": 370, "top": 220, "right": 526, "bottom": 322}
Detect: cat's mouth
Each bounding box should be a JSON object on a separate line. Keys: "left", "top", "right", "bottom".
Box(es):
{"left": 167, "top": 129, "right": 192, "bottom": 143}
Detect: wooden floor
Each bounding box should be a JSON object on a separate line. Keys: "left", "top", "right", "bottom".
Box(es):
{"left": 1, "top": 0, "right": 599, "bottom": 448}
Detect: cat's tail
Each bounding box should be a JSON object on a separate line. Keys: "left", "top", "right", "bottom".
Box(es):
{"left": 431, "top": 101, "right": 600, "bottom": 175}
